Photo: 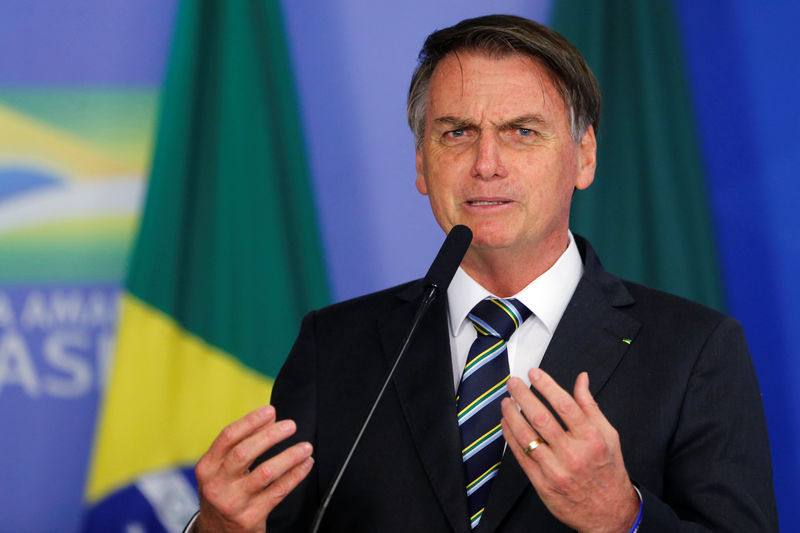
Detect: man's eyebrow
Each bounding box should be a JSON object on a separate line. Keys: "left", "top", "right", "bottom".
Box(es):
{"left": 432, "top": 116, "right": 476, "bottom": 129}
{"left": 432, "top": 114, "right": 549, "bottom": 130}
{"left": 501, "top": 114, "right": 548, "bottom": 129}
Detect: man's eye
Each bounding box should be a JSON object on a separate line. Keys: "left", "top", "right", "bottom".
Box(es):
{"left": 518, "top": 128, "right": 534, "bottom": 136}
{"left": 448, "top": 129, "right": 466, "bottom": 137}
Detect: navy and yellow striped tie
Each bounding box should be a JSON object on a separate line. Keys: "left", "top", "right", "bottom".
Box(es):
{"left": 457, "top": 297, "right": 532, "bottom": 529}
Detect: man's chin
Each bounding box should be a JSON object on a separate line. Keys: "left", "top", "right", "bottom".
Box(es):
{"left": 467, "top": 233, "right": 516, "bottom": 251}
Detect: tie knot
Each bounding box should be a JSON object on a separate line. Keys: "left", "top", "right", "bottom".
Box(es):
{"left": 468, "top": 298, "right": 532, "bottom": 341}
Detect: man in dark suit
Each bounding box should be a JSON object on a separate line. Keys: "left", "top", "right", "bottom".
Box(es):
{"left": 191, "top": 15, "right": 777, "bottom": 532}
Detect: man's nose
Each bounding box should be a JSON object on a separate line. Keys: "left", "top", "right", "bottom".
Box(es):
{"left": 471, "top": 132, "right": 507, "bottom": 180}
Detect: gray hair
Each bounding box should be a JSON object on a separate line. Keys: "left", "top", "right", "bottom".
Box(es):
{"left": 407, "top": 14, "right": 601, "bottom": 148}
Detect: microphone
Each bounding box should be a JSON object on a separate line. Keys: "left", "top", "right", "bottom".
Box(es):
{"left": 424, "top": 224, "right": 473, "bottom": 295}
{"left": 309, "top": 225, "right": 472, "bottom": 533}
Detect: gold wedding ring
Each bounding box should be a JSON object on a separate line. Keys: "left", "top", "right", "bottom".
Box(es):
{"left": 523, "top": 438, "right": 544, "bottom": 455}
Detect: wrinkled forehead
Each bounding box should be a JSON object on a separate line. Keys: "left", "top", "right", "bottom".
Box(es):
{"left": 428, "top": 49, "right": 567, "bottom": 105}
{"left": 426, "top": 51, "right": 568, "bottom": 115}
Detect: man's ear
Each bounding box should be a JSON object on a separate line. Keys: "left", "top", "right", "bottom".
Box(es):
{"left": 415, "top": 150, "right": 429, "bottom": 195}
{"left": 575, "top": 126, "right": 597, "bottom": 191}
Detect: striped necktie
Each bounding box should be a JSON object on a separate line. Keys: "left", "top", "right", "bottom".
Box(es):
{"left": 457, "top": 297, "right": 532, "bottom": 530}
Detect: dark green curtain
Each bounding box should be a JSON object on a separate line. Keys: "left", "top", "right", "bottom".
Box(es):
{"left": 553, "top": 0, "right": 725, "bottom": 310}
{"left": 128, "top": 0, "right": 329, "bottom": 377}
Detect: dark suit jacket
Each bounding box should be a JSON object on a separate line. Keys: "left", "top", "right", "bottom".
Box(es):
{"left": 263, "top": 236, "right": 778, "bottom": 532}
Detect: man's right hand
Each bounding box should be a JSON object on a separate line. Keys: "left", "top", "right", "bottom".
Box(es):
{"left": 194, "top": 405, "right": 314, "bottom": 533}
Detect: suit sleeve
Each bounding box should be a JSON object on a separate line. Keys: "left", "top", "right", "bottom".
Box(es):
{"left": 255, "top": 311, "right": 320, "bottom": 532}
{"left": 636, "top": 317, "right": 778, "bottom": 532}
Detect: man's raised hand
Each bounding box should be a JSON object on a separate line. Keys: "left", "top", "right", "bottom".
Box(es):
{"left": 194, "top": 405, "right": 313, "bottom": 533}
{"left": 501, "top": 369, "right": 639, "bottom": 533}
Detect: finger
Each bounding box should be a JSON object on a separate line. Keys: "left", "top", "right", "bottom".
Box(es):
{"left": 204, "top": 405, "right": 276, "bottom": 466}
{"left": 245, "top": 454, "right": 315, "bottom": 523}
{"left": 501, "top": 417, "right": 548, "bottom": 487}
{"left": 507, "top": 376, "right": 568, "bottom": 447}
{"left": 223, "top": 418, "right": 298, "bottom": 476}
{"left": 201, "top": 453, "right": 314, "bottom": 532}
{"left": 528, "top": 368, "right": 589, "bottom": 437}
{"left": 573, "top": 372, "right": 616, "bottom": 437}
{"left": 245, "top": 441, "right": 314, "bottom": 494}
{"left": 573, "top": 372, "right": 600, "bottom": 417}
{"left": 500, "top": 397, "right": 553, "bottom": 463}
{"left": 501, "top": 396, "right": 540, "bottom": 450}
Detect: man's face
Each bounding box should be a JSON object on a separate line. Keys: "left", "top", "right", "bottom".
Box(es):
{"left": 416, "top": 52, "right": 596, "bottom": 258}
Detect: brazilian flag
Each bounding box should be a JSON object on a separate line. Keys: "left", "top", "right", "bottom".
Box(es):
{"left": 83, "top": 0, "right": 328, "bottom": 530}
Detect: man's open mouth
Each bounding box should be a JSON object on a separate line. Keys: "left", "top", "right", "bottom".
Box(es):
{"left": 467, "top": 200, "right": 510, "bottom": 206}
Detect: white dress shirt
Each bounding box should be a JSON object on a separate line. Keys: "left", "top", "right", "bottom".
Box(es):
{"left": 446, "top": 232, "right": 584, "bottom": 391}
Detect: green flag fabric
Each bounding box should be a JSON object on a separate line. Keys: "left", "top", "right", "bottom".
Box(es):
{"left": 552, "top": 0, "right": 725, "bottom": 310}
{"left": 84, "top": 0, "right": 328, "bottom": 528}
{"left": 130, "top": 0, "right": 329, "bottom": 378}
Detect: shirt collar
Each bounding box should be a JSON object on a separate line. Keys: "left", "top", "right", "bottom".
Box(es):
{"left": 447, "top": 231, "right": 584, "bottom": 336}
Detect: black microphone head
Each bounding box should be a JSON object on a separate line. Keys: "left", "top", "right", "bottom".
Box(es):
{"left": 424, "top": 225, "right": 472, "bottom": 292}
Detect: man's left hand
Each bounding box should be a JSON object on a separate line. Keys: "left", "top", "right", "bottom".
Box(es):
{"left": 501, "top": 369, "right": 639, "bottom": 533}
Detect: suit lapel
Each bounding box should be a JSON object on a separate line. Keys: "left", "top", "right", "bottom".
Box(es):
{"left": 378, "top": 284, "right": 471, "bottom": 533}
{"left": 478, "top": 239, "right": 642, "bottom": 531}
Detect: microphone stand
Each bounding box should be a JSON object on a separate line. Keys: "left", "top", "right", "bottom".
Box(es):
{"left": 308, "top": 284, "right": 439, "bottom": 533}
{"left": 307, "top": 224, "right": 471, "bottom": 532}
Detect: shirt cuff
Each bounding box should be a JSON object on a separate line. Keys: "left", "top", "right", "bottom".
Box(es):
{"left": 629, "top": 484, "right": 643, "bottom": 533}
